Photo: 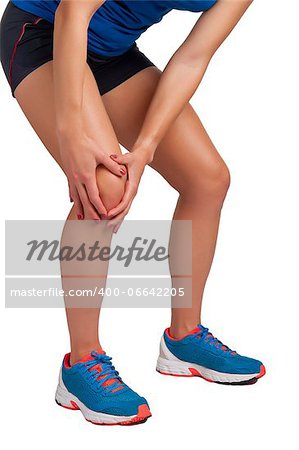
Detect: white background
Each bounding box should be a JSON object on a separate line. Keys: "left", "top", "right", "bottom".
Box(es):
{"left": 1, "top": 0, "right": 298, "bottom": 448}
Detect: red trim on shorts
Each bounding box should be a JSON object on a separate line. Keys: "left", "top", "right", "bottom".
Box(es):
{"left": 9, "top": 17, "right": 43, "bottom": 87}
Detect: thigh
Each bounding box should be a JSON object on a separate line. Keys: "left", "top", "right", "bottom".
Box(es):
{"left": 102, "top": 67, "right": 228, "bottom": 194}
{"left": 14, "top": 61, "right": 126, "bottom": 213}
{"left": 15, "top": 60, "right": 227, "bottom": 199}
{"left": 14, "top": 61, "right": 121, "bottom": 170}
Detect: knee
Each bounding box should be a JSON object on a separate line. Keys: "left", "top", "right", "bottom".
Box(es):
{"left": 187, "top": 161, "right": 230, "bottom": 206}
{"left": 208, "top": 163, "right": 230, "bottom": 200}
{"left": 96, "top": 165, "right": 126, "bottom": 212}
{"left": 77, "top": 165, "right": 126, "bottom": 220}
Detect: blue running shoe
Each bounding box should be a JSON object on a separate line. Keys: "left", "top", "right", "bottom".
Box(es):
{"left": 55, "top": 351, "right": 151, "bottom": 425}
{"left": 156, "top": 325, "right": 266, "bottom": 385}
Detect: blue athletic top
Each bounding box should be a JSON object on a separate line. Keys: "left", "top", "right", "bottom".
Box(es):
{"left": 11, "top": 0, "right": 217, "bottom": 56}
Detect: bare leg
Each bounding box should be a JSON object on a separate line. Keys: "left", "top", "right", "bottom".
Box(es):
{"left": 15, "top": 61, "right": 229, "bottom": 356}
{"left": 102, "top": 67, "right": 230, "bottom": 337}
{"left": 15, "top": 62, "right": 126, "bottom": 363}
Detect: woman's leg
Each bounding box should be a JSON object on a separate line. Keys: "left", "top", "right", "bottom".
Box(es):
{"left": 15, "top": 62, "right": 126, "bottom": 363}
{"left": 101, "top": 67, "right": 230, "bottom": 338}
{"left": 15, "top": 60, "right": 229, "bottom": 351}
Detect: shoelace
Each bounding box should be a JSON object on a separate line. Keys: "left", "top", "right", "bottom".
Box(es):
{"left": 81, "top": 351, "right": 125, "bottom": 393}
{"left": 195, "top": 326, "right": 236, "bottom": 354}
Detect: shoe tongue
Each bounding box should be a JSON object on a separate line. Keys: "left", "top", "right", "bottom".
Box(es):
{"left": 79, "top": 350, "right": 105, "bottom": 363}
{"left": 80, "top": 351, "right": 123, "bottom": 391}
{"left": 188, "top": 324, "right": 210, "bottom": 340}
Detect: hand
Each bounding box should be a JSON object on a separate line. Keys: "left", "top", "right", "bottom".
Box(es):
{"left": 107, "top": 150, "right": 152, "bottom": 232}
{"left": 58, "top": 128, "right": 126, "bottom": 220}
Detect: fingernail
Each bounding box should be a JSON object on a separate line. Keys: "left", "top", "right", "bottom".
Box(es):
{"left": 77, "top": 214, "right": 83, "bottom": 220}
{"left": 110, "top": 154, "right": 118, "bottom": 159}
{"left": 120, "top": 168, "right": 126, "bottom": 175}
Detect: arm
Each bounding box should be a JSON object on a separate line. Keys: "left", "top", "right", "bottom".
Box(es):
{"left": 133, "top": 0, "right": 254, "bottom": 160}
{"left": 54, "top": 0, "right": 125, "bottom": 219}
{"left": 108, "top": 0, "right": 253, "bottom": 226}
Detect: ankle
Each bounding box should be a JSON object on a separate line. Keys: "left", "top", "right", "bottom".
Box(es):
{"left": 70, "top": 344, "right": 103, "bottom": 366}
{"left": 169, "top": 322, "right": 199, "bottom": 339}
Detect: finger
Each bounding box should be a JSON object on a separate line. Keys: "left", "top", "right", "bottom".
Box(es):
{"left": 113, "top": 221, "right": 122, "bottom": 234}
{"left": 100, "top": 153, "right": 127, "bottom": 177}
{"left": 85, "top": 180, "right": 107, "bottom": 216}
{"left": 76, "top": 183, "right": 101, "bottom": 220}
{"left": 107, "top": 183, "right": 136, "bottom": 218}
{"left": 113, "top": 206, "right": 131, "bottom": 233}
{"left": 108, "top": 197, "right": 133, "bottom": 228}
{"left": 110, "top": 153, "right": 128, "bottom": 165}
{"left": 70, "top": 187, "right": 84, "bottom": 220}
{"left": 107, "top": 197, "right": 130, "bottom": 219}
{"left": 67, "top": 181, "right": 74, "bottom": 203}
{"left": 108, "top": 202, "right": 132, "bottom": 231}
{"left": 110, "top": 154, "right": 131, "bottom": 173}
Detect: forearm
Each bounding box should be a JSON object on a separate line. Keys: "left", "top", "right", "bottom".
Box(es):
{"left": 134, "top": 51, "right": 210, "bottom": 158}
{"left": 53, "top": 1, "right": 105, "bottom": 135}
{"left": 134, "top": 0, "right": 253, "bottom": 161}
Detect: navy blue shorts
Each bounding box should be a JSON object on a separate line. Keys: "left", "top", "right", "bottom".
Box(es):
{"left": 0, "top": 2, "right": 155, "bottom": 97}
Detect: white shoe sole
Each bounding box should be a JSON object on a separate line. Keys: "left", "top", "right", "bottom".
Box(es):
{"left": 156, "top": 336, "right": 265, "bottom": 385}
{"left": 156, "top": 356, "right": 265, "bottom": 384}
{"left": 55, "top": 380, "right": 151, "bottom": 425}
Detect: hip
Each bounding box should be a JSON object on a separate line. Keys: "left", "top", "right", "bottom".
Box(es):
{"left": 0, "top": 2, "right": 155, "bottom": 97}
